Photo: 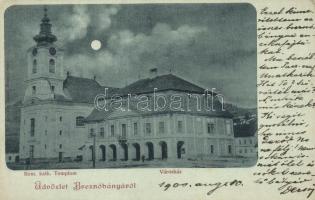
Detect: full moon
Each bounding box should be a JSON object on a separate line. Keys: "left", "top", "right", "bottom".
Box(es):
{"left": 91, "top": 40, "right": 102, "bottom": 51}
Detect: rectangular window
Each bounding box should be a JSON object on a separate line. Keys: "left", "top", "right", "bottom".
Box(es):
{"left": 89, "top": 128, "right": 94, "bottom": 137}
{"left": 100, "top": 127, "right": 104, "bottom": 137}
{"left": 121, "top": 124, "right": 127, "bottom": 138}
{"left": 30, "top": 118, "right": 35, "bottom": 136}
{"left": 32, "top": 86, "right": 36, "bottom": 95}
{"left": 207, "top": 123, "right": 215, "bottom": 134}
{"left": 159, "top": 121, "right": 165, "bottom": 134}
{"left": 59, "top": 130, "right": 62, "bottom": 135}
{"left": 226, "top": 120, "right": 232, "bottom": 135}
{"left": 133, "top": 123, "right": 138, "bottom": 136}
{"left": 145, "top": 123, "right": 151, "bottom": 135}
{"left": 177, "top": 121, "right": 183, "bottom": 133}
{"left": 51, "top": 86, "right": 55, "bottom": 93}
{"left": 76, "top": 116, "right": 85, "bottom": 127}
{"left": 110, "top": 125, "right": 115, "bottom": 137}
{"left": 210, "top": 145, "right": 214, "bottom": 154}
{"left": 228, "top": 145, "right": 232, "bottom": 154}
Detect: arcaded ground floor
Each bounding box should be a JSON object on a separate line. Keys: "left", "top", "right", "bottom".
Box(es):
{"left": 80, "top": 137, "right": 236, "bottom": 164}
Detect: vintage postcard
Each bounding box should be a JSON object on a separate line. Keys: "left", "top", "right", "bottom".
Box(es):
{"left": 0, "top": 0, "right": 314, "bottom": 200}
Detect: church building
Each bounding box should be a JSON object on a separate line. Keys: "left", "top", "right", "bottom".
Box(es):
{"left": 18, "top": 8, "right": 117, "bottom": 163}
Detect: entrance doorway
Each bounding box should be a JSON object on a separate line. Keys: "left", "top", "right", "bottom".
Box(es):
{"left": 159, "top": 141, "right": 168, "bottom": 160}
{"left": 177, "top": 141, "right": 185, "bottom": 159}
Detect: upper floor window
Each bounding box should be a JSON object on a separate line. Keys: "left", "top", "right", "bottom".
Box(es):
{"left": 110, "top": 125, "right": 115, "bottom": 137}
{"left": 177, "top": 121, "right": 183, "bottom": 133}
{"left": 210, "top": 145, "right": 214, "bottom": 154}
{"left": 228, "top": 145, "right": 232, "bottom": 154}
{"left": 30, "top": 118, "right": 35, "bottom": 136}
{"left": 225, "top": 120, "right": 232, "bottom": 135}
{"left": 121, "top": 124, "right": 127, "bottom": 138}
{"left": 49, "top": 59, "right": 55, "bottom": 73}
{"left": 145, "top": 123, "right": 151, "bottom": 135}
{"left": 159, "top": 121, "right": 165, "bottom": 134}
{"left": 207, "top": 122, "right": 215, "bottom": 134}
{"left": 89, "top": 128, "right": 94, "bottom": 137}
{"left": 133, "top": 123, "right": 138, "bottom": 136}
{"left": 51, "top": 86, "right": 55, "bottom": 93}
{"left": 76, "top": 116, "right": 85, "bottom": 127}
{"left": 196, "top": 118, "right": 202, "bottom": 134}
{"left": 32, "top": 59, "right": 37, "bottom": 74}
{"left": 32, "top": 86, "right": 36, "bottom": 95}
{"left": 100, "top": 127, "right": 105, "bottom": 137}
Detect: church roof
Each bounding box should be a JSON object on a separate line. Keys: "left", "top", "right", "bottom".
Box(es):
{"left": 117, "top": 74, "right": 205, "bottom": 96}
{"left": 63, "top": 76, "right": 118, "bottom": 104}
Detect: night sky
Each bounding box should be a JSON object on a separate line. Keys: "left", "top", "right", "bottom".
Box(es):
{"left": 5, "top": 4, "right": 257, "bottom": 107}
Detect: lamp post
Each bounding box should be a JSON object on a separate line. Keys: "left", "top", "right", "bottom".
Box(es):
{"left": 92, "top": 132, "right": 96, "bottom": 168}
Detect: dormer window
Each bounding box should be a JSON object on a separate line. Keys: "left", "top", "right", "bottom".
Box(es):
{"left": 49, "top": 59, "right": 55, "bottom": 73}
{"left": 32, "top": 59, "right": 37, "bottom": 74}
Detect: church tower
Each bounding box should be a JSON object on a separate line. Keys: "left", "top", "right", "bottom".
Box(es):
{"left": 24, "top": 7, "right": 66, "bottom": 103}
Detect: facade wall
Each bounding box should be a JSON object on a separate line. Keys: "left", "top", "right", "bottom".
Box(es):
{"left": 84, "top": 113, "right": 235, "bottom": 162}
{"left": 19, "top": 103, "right": 94, "bottom": 161}
{"left": 234, "top": 136, "right": 257, "bottom": 157}
{"left": 6, "top": 153, "right": 19, "bottom": 163}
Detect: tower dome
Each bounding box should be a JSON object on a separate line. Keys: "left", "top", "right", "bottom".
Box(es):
{"left": 33, "top": 7, "right": 57, "bottom": 45}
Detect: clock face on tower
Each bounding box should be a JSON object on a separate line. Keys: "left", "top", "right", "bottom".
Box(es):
{"left": 49, "top": 47, "right": 56, "bottom": 56}
{"left": 32, "top": 48, "right": 37, "bottom": 56}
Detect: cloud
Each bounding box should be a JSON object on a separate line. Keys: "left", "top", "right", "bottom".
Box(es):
{"left": 65, "top": 23, "right": 208, "bottom": 86}
{"left": 92, "top": 5, "right": 120, "bottom": 33}
{"left": 55, "top": 5, "right": 120, "bottom": 43}
{"left": 56, "top": 6, "right": 90, "bottom": 43}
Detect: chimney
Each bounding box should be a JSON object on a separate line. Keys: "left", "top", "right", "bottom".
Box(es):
{"left": 149, "top": 68, "right": 158, "bottom": 78}
{"left": 66, "top": 71, "right": 70, "bottom": 77}
{"left": 93, "top": 75, "right": 96, "bottom": 81}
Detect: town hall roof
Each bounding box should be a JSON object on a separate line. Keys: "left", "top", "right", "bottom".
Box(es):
{"left": 85, "top": 73, "right": 232, "bottom": 122}
{"left": 117, "top": 74, "right": 205, "bottom": 96}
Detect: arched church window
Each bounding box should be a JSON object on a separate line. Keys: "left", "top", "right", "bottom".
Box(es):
{"left": 49, "top": 59, "right": 55, "bottom": 73}
{"left": 32, "top": 59, "right": 37, "bottom": 74}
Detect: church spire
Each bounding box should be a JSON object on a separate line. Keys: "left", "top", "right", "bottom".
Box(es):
{"left": 33, "top": 6, "right": 57, "bottom": 45}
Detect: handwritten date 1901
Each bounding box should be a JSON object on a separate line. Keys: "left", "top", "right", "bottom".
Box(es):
{"left": 158, "top": 179, "right": 243, "bottom": 196}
